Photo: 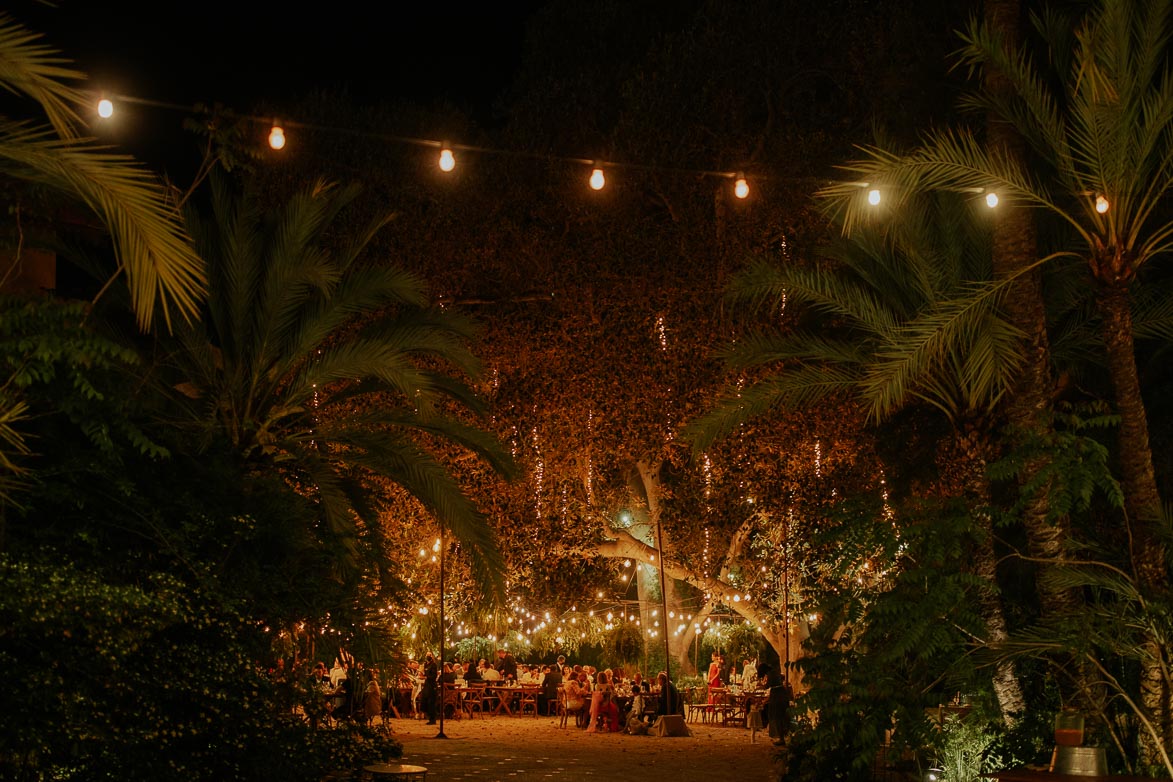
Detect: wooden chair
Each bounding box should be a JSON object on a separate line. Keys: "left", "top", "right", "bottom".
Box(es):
{"left": 558, "top": 687, "right": 586, "bottom": 728}
{"left": 441, "top": 683, "right": 464, "bottom": 720}
{"left": 518, "top": 687, "right": 539, "bottom": 717}
{"left": 461, "top": 684, "right": 486, "bottom": 719}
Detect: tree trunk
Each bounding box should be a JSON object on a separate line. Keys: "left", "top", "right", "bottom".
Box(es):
{"left": 594, "top": 527, "right": 791, "bottom": 670}
{"left": 939, "top": 425, "right": 1026, "bottom": 726}
{"left": 1096, "top": 284, "right": 1171, "bottom": 762}
{"left": 985, "top": 0, "right": 1077, "bottom": 619}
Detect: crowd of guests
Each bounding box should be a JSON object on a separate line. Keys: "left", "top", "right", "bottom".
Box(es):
{"left": 404, "top": 649, "right": 691, "bottom": 733}
{"left": 270, "top": 647, "right": 791, "bottom": 740}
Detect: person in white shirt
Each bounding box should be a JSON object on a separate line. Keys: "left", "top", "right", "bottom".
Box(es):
{"left": 329, "top": 658, "right": 347, "bottom": 688}
{"left": 742, "top": 658, "right": 758, "bottom": 687}
{"left": 482, "top": 665, "right": 502, "bottom": 682}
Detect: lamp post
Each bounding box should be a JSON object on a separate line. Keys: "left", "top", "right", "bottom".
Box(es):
{"left": 654, "top": 516, "right": 671, "bottom": 684}
{"left": 782, "top": 512, "right": 790, "bottom": 685}
{"left": 436, "top": 532, "right": 448, "bottom": 739}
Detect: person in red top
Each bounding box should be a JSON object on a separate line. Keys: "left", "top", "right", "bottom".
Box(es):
{"left": 706, "top": 652, "right": 723, "bottom": 706}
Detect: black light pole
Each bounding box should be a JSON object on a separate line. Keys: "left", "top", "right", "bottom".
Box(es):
{"left": 782, "top": 513, "right": 790, "bottom": 686}
{"left": 655, "top": 518, "right": 671, "bottom": 684}
{"left": 436, "top": 532, "right": 448, "bottom": 739}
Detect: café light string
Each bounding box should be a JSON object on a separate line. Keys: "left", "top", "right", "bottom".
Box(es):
{"left": 90, "top": 91, "right": 757, "bottom": 199}
{"left": 89, "top": 94, "right": 1120, "bottom": 217}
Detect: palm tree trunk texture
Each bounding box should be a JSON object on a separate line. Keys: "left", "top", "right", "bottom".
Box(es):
{"left": 939, "top": 426, "right": 1026, "bottom": 726}
{"left": 984, "top": 0, "right": 1077, "bottom": 620}
{"left": 1096, "top": 284, "right": 1171, "bottom": 762}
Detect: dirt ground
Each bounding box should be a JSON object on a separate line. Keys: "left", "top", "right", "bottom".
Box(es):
{"left": 381, "top": 712, "right": 782, "bottom": 782}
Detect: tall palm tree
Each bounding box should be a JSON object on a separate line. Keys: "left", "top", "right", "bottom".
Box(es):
{"left": 818, "top": 0, "right": 1173, "bottom": 759}
{"left": 0, "top": 14, "right": 205, "bottom": 330}
{"left": 686, "top": 194, "right": 1029, "bottom": 724}
{"left": 160, "top": 176, "right": 512, "bottom": 597}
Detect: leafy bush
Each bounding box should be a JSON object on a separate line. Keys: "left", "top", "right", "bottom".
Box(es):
{"left": 0, "top": 555, "right": 401, "bottom": 781}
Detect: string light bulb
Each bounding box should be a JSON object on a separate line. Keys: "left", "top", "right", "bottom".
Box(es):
{"left": 589, "top": 166, "right": 606, "bottom": 191}
{"left": 268, "top": 123, "right": 286, "bottom": 150}
{"left": 733, "top": 173, "right": 749, "bottom": 199}
{"left": 97, "top": 98, "right": 114, "bottom": 119}
{"left": 439, "top": 146, "right": 456, "bottom": 172}
{"left": 985, "top": 192, "right": 999, "bottom": 208}
{"left": 1095, "top": 194, "right": 1110, "bottom": 214}
{"left": 867, "top": 188, "right": 881, "bottom": 206}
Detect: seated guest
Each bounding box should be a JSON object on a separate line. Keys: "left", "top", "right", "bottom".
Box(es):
{"left": 657, "top": 671, "right": 681, "bottom": 716}
{"left": 463, "top": 661, "right": 482, "bottom": 682}
{"left": 481, "top": 663, "right": 502, "bottom": 682}
{"left": 440, "top": 662, "right": 458, "bottom": 684}
{"left": 564, "top": 671, "right": 586, "bottom": 724}
{"left": 538, "top": 664, "right": 561, "bottom": 714}
{"left": 586, "top": 670, "right": 613, "bottom": 733}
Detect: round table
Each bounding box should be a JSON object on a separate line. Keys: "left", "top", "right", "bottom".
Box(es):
{"left": 363, "top": 763, "right": 428, "bottom": 780}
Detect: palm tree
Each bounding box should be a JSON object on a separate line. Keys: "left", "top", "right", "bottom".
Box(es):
{"left": 160, "top": 176, "right": 512, "bottom": 597}
{"left": 0, "top": 15, "right": 205, "bottom": 490}
{"left": 686, "top": 193, "right": 1029, "bottom": 724}
{"left": 0, "top": 14, "right": 205, "bottom": 330}
{"left": 817, "top": 0, "right": 1173, "bottom": 760}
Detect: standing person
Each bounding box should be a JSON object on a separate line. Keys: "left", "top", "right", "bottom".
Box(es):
{"left": 421, "top": 653, "right": 438, "bottom": 725}
{"left": 758, "top": 663, "right": 791, "bottom": 745}
{"left": 718, "top": 653, "right": 732, "bottom": 688}
{"left": 706, "top": 652, "right": 723, "bottom": 705}
{"left": 742, "top": 658, "right": 758, "bottom": 687}
{"left": 496, "top": 648, "right": 518, "bottom": 681}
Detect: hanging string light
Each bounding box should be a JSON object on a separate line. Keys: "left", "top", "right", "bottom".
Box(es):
{"left": 268, "top": 123, "right": 286, "bottom": 150}
{"left": 589, "top": 165, "right": 606, "bottom": 191}
{"left": 984, "top": 192, "right": 999, "bottom": 208}
{"left": 1095, "top": 194, "right": 1110, "bottom": 214}
{"left": 733, "top": 173, "right": 749, "bottom": 199}
{"left": 867, "top": 188, "right": 881, "bottom": 206}
{"left": 78, "top": 89, "right": 840, "bottom": 208}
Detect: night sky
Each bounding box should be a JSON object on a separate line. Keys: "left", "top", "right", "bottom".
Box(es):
{"left": 22, "top": 1, "right": 548, "bottom": 159}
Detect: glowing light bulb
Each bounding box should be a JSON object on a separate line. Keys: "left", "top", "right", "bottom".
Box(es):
{"left": 589, "top": 167, "right": 606, "bottom": 191}
{"left": 985, "top": 192, "right": 999, "bottom": 208}
{"left": 867, "top": 188, "right": 881, "bottom": 206}
{"left": 268, "top": 125, "right": 286, "bottom": 150}
{"left": 733, "top": 175, "right": 749, "bottom": 199}
{"left": 1096, "top": 195, "right": 1110, "bottom": 214}
{"left": 439, "top": 147, "right": 455, "bottom": 172}
{"left": 97, "top": 98, "right": 114, "bottom": 119}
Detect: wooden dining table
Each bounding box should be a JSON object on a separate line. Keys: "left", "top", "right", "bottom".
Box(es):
{"left": 483, "top": 684, "right": 541, "bottom": 716}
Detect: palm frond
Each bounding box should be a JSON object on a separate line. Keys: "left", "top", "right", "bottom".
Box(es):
{"left": 0, "top": 122, "right": 205, "bottom": 330}
{"left": 0, "top": 14, "right": 85, "bottom": 138}
{"left": 327, "top": 429, "right": 505, "bottom": 602}
{"left": 860, "top": 278, "right": 1022, "bottom": 422}
{"left": 683, "top": 365, "right": 859, "bottom": 453}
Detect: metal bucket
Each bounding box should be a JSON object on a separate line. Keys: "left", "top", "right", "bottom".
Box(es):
{"left": 1053, "top": 746, "right": 1107, "bottom": 776}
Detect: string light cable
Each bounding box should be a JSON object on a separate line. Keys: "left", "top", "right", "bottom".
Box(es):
{"left": 88, "top": 90, "right": 764, "bottom": 197}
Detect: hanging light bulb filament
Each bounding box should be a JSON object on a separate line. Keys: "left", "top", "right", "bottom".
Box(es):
{"left": 733, "top": 173, "right": 749, "bottom": 199}
{"left": 268, "top": 123, "right": 286, "bottom": 150}
{"left": 439, "top": 146, "right": 455, "bottom": 172}
{"left": 589, "top": 166, "right": 606, "bottom": 191}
